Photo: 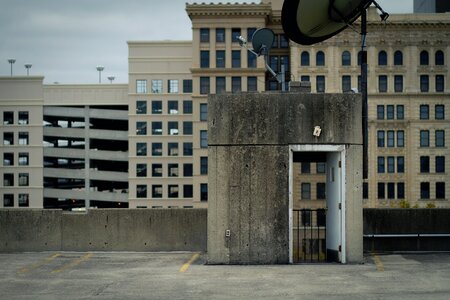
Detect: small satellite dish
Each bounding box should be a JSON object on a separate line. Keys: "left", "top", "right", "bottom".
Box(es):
{"left": 282, "top": 0, "right": 373, "bottom": 45}
{"left": 251, "top": 28, "right": 275, "bottom": 56}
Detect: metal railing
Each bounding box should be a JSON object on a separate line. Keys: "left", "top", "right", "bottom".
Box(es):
{"left": 293, "top": 209, "right": 327, "bottom": 263}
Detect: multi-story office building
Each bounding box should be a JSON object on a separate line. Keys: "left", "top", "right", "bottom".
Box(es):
{"left": 1, "top": 0, "right": 449, "bottom": 209}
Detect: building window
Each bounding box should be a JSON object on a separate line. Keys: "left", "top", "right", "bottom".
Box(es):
{"left": 316, "top": 51, "right": 325, "bottom": 66}
{"left": 387, "top": 183, "right": 395, "bottom": 199}
{"left": 247, "top": 76, "right": 257, "bottom": 92}
{"left": 136, "top": 80, "right": 147, "bottom": 93}
{"left": 18, "top": 111, "right": 29, "bottom": 125}
{"left": 247, "top": 27, "right": 256, "bottom": 41}
{"left": 317, "top": 183, "right": 326, "bottom": 199}
{"left": 152, "top": 143, "right": 162, "bottom": 156}
{"left": 152, "top": 185, "right": 162, "bottom": 198}
{"left": 200, "top": 51, "right": 210, "bottom": 68}
{"left": 301, "top": 75, "right": 310, "bottom": 82}
{"left": 377, "top": 130, "right": 385, "bottom": 147}
{"left": 183, "top": 122, "right": 192, "bottom": 135}
{"left": 377, "top": 157, "right": 385, "bottom": 173}
{"left": 216, "top": 77, "right": 226, "bottom": 94}
{"left": 420, "top": 50, "right": 429, "bottom": 65}
{"left": 397, "top": 183, "right": 405, "bottom": 199}
{"left": 420, "top": 130, "right": 429, "bottom": 147}
{"left": 316, "top": 162, "right": 326, "bottom": 173}
{"left": 387, "top": 130, "right": 395, "bottom": 147}
{"left": 301, "top": 183, "right": 311, "bottom": 199}
{"left": 436, "top": 156, "right": 445, "bottom": 173}
{"left": 168, "top": 164, "right": 179, "bottom": 177}
{"left": 301, "top": 51, "right": 310, "bottom": 66}
{"left": 377, "top": 105, "right": 384, "bottom": 120}
{"left": 183, "top": 100, "right": 192, "bottom": 114}
{"left": 200, "top": 28, "right": 210, "bottom": 43}
{"left": 3, "top": 111, "right": 13, "bottom": 125}
{"left": 183, "top": 163, "right": 193, "bottom": 177}
{"left": 18, "top": 132, "right": 29, "bottom": 145}
{"left": 316, "top": 76, "right": 325, "bottom": 93}
{"left": 270, "top": 56, "right": 279, "bottom": 72}
{"left": 420, "top": 156, "right": 430, "bottom": 173}
{"left": 151, "top": 80, "right": 163, "bottom": 93}
{"left": 183, "top": 80, "right": 193, "bottom": 93}
{"left": 216, "top": 50, "right": 225, "bottom": 68}
{"left": 397, "top": 130, "right": 404, "bottom": 147}
{"left": 200, "top": 157, "right": 208, "bottom": 175}
{"left": 3, "top": 153, "right": 14, "bottom": 166}
{"left": 3, "top": 194, "right": 14, "bottom": 207}
{"left": 387, "top": 105, "right": 394, "bottom": 120}
{"left": 152, "top": 164, "right": 162, "bottom": 177}
{"left": 19, "top": 173, "right": 29, "bottom": 186}
{"left": 183, "top": 185, "right": 193, "bottom": 198}
{"left": 394, "top": 50, "right": 403, "bottom": 65}
{"left": 280, "top": 34, "right": 289, "bottom": 48}
{"left": 435, "top": 130, "right": 445, "bottom": 147}
{"left": 387, "top": 157, "right": 395, "bottom": 173}
{"left": 232, "top": 50, "right": 241, "bottom": 68}
{"left": 200, "top": 183, "right": 208, "bottom": 201}
{"left": 231, "top": 28, "right": 241, "bottom": 43}
{"left": 183, "top": 143, "right": 193, "bottom": 156}
{"left": 136, "top": 143, "right": 147, "bottom": 156}
{"left": 272, "top": 35, "right": 279, "bottom": 48}
{"left": 200, "top": 77, "right": 210, "bottom": 95}
{"left": 3, "top": 173, "right": 14, "bottom": 186}
{"left": 17, "top": 152, "right": 28, "bottom": 166}
{"left": 200, "top": 130, "right": 208, "bottom": 148}
{"left": 151, "top": 121, "right": 162, "bottom": 135}
{"left": 17, "top": 194, "right": 29, "bottom": 207}
{"left": 301, "top": 162, "right": 311, "bottom": 174}
{"left": 420, "top": 104, "right": 429, "bottom": 120}
{"left": 420, "top": 182, "right": 430, "bottom": 199}
{"left": 436, "top": 182, "right": 445, "bottom": 199}
{"left": 363, "top": 182, "right": 368, "bottom": 199}
{"left": 342, "top": 51, "right": 351, "bottom": 66}
{"left": 168, "top": 122, "right": 178, "bottom": 135}
{"left": 435, "top": 105, "right": 445, "bottom": 120}
{"left": 168, "top": 142, "right": 178, "bottom": 156}
{"left": 168, "top": 101, "right": 178, "bottom": 114}
{"left": 436, "top": 75, "right": 444, "bottom": 92}
{"left": 435, "top": 50, "right": 444, "bottom": 65}
{"left": 394, "top": 75, "right": 403, "bottom": 92}
{"left": 420, "top": 75, "right": 429, "bottom": 92}
{"left": 397, "top": 156, "right": 405, "bottom": 173}
{"left": 357, "top": 51, "right": 362, "bottom": 66}
{"left": 136, "top": 100, "right": 147, "bottom": 114}
{"left": 378, "top": 75, "right": 387, "bottom": 92}
{"left": 200, "top": 104, "right": 208, "bottom": 121}
{"left": 342, "top": 75, "right": 351, "bottom": 92}
{"left": 216, "top": 28, "right": 225, "bottom": 43}
{"left": 168, "top": 80, "right": 178, "bottom": 93}
{"left": 151, "top": 101, "right": 162, "bottom": 114}
{"left": 377, "top": 183, "right": 385, "bottom": 199}
{"left": 397, "top": 105, "right": 404, "bottom": 120}
{"left": 136, "top": 164, "right": 147, "bottom": 177}
{"left": 378, "top": 51, "right": 387, "bottom": 65}
{"left": 232, "top": 77, "right": 241, "bottom": 93}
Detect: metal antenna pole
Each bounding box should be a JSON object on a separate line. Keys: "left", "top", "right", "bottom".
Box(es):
{"left": 361, "top": 10, "right": 368, "bottom": 180}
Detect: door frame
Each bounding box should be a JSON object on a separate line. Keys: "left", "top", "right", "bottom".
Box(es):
{"left": 289, "top": 144, "right": 347, "bottom": 264}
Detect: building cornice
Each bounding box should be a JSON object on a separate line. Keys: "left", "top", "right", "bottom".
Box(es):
{"left": 186, "top": 2, "right": 272, "bottom": 19}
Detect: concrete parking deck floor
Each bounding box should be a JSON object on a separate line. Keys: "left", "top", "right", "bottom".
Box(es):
{"left": 0, "top": 252, "right": 449, "bottom": 299}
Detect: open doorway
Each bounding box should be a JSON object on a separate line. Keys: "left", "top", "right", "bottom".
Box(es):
{"left": 289, "top": 145, "right": 346, "bottom": 264}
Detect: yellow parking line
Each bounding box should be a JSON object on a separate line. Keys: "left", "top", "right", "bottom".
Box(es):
{"left": 373, "top": 254, "right": 384, "bottom": 272}
{"left": 51, "top": 253, "right": 93, "bottom": 274}
{"left": 18, "top": 253, "right": 61, "bottom": 274}
{"left": 179, "top": 253, "right": 200, "bottom": 273}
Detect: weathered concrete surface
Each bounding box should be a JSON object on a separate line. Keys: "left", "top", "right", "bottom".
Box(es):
{"left": 0, "top": 209, "right": 207, "bottom": 252}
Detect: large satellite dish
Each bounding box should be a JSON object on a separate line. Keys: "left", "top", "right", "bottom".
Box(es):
{"left": 251, "top": 28, "right": 275, "bottom": 56}
{"left": 282, "top": 0, "right": 374, "bottom": 45}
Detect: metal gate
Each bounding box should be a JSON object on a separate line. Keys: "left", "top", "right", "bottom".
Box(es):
{"left": 293, "top": 209, "right": 327, "bottom": 263}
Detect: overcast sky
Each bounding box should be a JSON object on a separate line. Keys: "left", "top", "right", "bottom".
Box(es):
{"left": 0, "top": 0, "right": 413, "bottom": 84}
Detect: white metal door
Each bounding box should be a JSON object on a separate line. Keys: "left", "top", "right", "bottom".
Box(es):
{"left": 326, "top": 152, "right": 342, "bottom": 262}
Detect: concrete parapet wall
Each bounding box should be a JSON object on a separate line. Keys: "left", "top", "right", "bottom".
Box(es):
{"left": 0, "top": 209, "right": 207, "bottom": 252}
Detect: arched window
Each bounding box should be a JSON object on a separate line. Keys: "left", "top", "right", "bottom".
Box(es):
{"left": 357, "top": 51, "right": 362, "bottom": 66}
{"left": 301, "top": 51, "right": 310, "bottom": 66}
{"left": 342, "top": 51, "right": 351, "bottom": 66}
{"left": 394, "top": 50, "right": 403, "bottom": 66}
{"left": 420, "top": 50, "right": 429, "bottom": 65}
{"left": 316, "top": 51, "right": 325, "bottom": 66}
{"left": 435, "top": 50, "right": 444, "bottom": 65}
{"left": 378, "top": 51, "right": 387, "bottom": 66}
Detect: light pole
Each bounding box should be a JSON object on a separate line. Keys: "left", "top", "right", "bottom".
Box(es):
{"left": 24, "top": 64, "right": 32, "bottom": 76}
{"left": 96, "top": 65, "right": 104, "bottom": 83}
{"left": 107, "top": 76, "right": 115, "bottom": 84}
{"left": 7, "top": 59, "right": 16, "bottom": 76}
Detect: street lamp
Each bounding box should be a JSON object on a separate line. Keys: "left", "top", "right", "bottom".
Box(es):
{"left": 24, "top": 64, "right": 32, "bottom": 76}
{"left": 7, "top": 59, "right": 16, "bottom": 76}
{"left": 96, "top": 65, "right": 104, "bottom": 83}
{"left": 107, "top": 76, "right": 115, "bottom": 84}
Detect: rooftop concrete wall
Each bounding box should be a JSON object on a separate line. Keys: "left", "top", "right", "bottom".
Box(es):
{"left": 0, "top": 209, "right": 207, "bottom": 252}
